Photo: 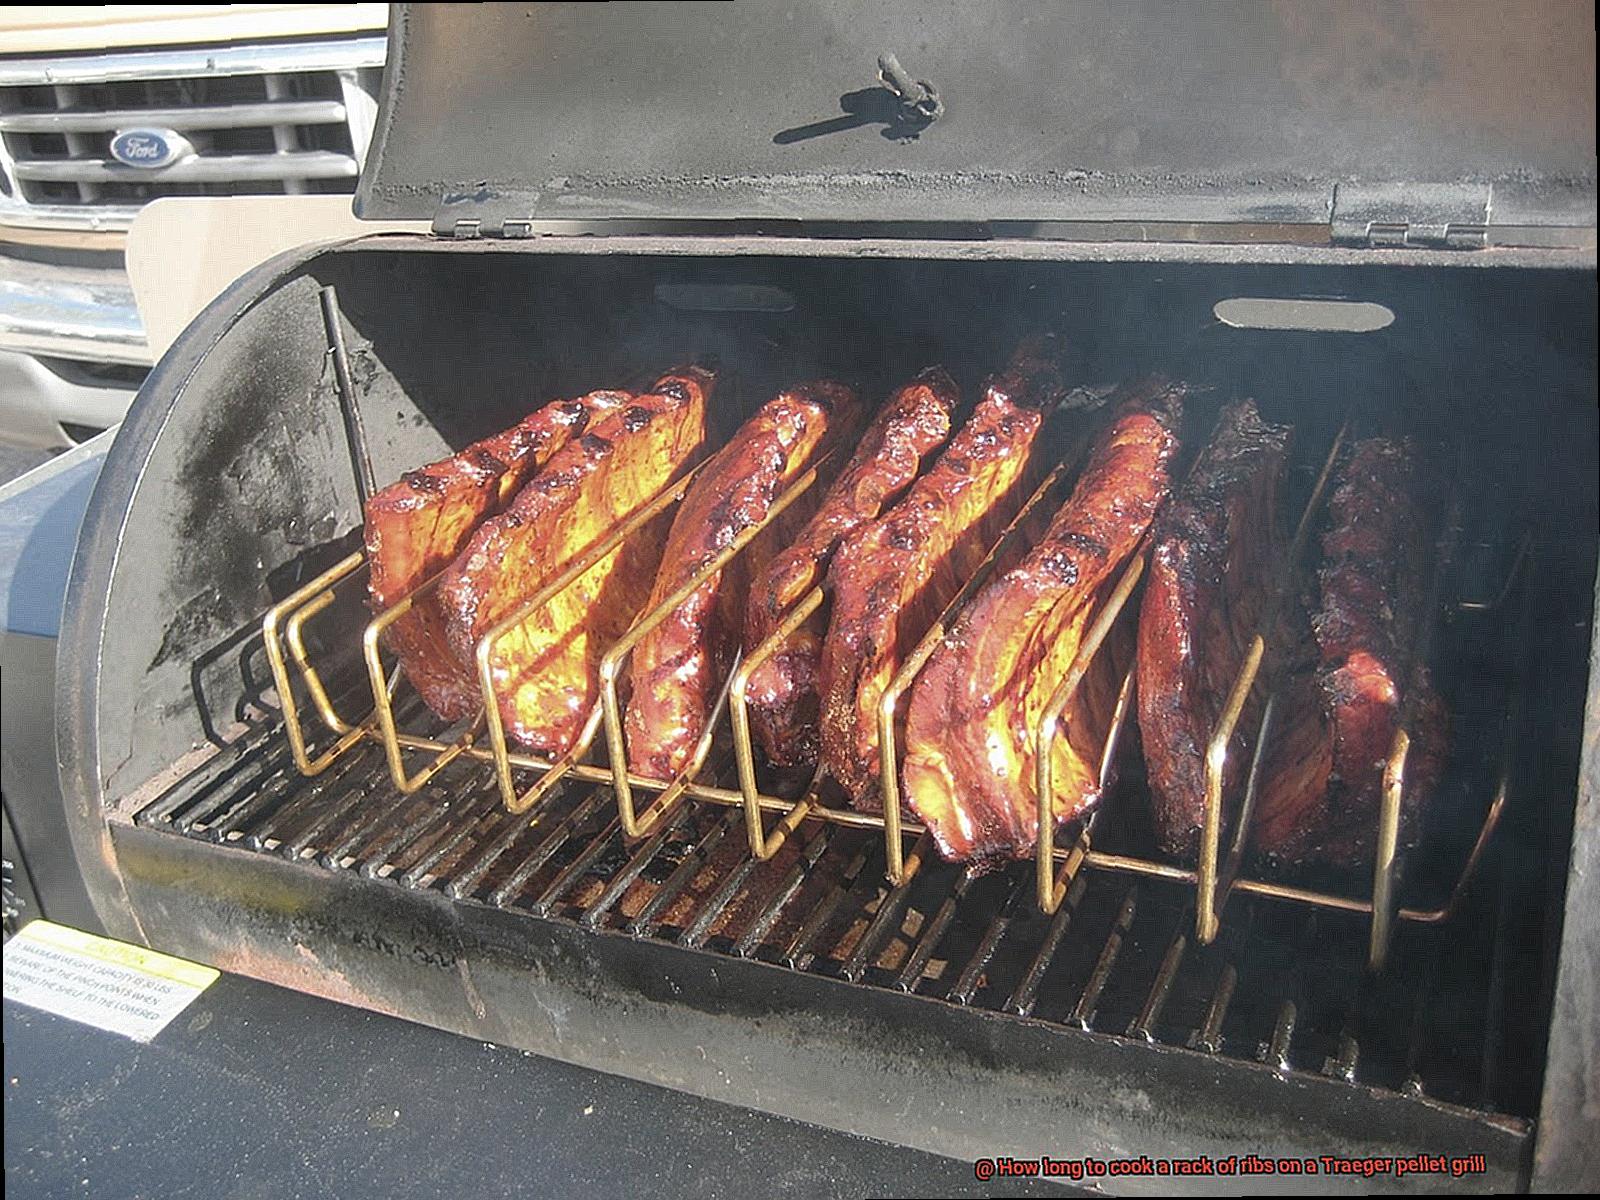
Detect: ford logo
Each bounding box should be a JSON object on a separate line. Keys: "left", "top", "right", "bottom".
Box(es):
{"left": 109, "top": 127, "right": 192, "bottom": 170}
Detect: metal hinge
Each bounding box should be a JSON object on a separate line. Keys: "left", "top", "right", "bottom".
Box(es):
{"left": 433, "top": 185, "right": 548, "bottom": 240}
{"left": 1331, "top": 182, "right": 1492, "bottom": 250}
{"left": 435, "top": 214, "right": 544, "bottom": 240}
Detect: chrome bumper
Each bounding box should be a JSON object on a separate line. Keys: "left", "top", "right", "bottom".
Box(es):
{"left": 0, "top": 251, "right": 149, "bottom": 367}
{"left": 0, "top": 348, "right": 137, "bottom": 448}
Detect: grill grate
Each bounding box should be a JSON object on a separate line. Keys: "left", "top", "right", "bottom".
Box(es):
{"left": 132, "top": 716, "right": 1532, "bottom": 1119}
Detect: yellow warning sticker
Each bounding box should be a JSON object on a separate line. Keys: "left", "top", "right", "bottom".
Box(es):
{"left": 3, "top": 919, "right": 219, "bottom": 1041}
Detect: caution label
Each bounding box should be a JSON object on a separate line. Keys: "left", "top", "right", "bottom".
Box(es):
{"left": 3, "top": 919, "right": 218, "bottom": 1042}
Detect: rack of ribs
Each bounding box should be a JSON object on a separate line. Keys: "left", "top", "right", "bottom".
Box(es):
{"left": 1137, "top": 399, "right": 1291, "bottom": 861}
{"left": 436, "top": 367, "right": 713, "bottom": 757}
{"left": 1252, "top": 436, "right": 1449, "bottom": 869}
{"left": 363, "top": 390, "right": 629, "bottom": 721}
{"left": 741, "top": 369, "right": 956, "bottom": 770}
{"left": 903, "top": 380, "right": 1184, "bottom": 861}
{"left": 819, "top": 351, "right": 1065, "bottom": 807}
{"left": 624, "top": 381, "right": 863, "bottom": 782}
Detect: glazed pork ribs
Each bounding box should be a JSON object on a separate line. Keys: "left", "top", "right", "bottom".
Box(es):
{"left": 818, "top": 351, "right": 1065, "bottom": 807}
{"left": 903, "top": 380, "right": 1185, "bottom": 861}
{"left": 623, "top": 381, "right": 863, "bottom": 782}
{"left": 1252, "top": 436, "right": 1449, "bottom": 870}
{"left": 742, "top": 369, "right": 956, "bottom": 770}
{"left": 363, "top": 389, "right": 628, "bottom": 721}
{"left": 436, "top": 368, "right": 713, "bottom": 757}
{"left": 1138, "top": 399, "right": 1292, "bottom": 861}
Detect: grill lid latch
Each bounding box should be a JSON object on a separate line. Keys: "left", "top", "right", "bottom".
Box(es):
{"left": 876, "top": 53, "right": 943, "bottom": 131}
{"left": 1331, "top": 182, "right": 1492, "bottom": 250}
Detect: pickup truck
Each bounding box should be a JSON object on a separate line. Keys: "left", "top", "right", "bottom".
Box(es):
{"left": 1, "top": 4, "right": 387, "bottom": 448}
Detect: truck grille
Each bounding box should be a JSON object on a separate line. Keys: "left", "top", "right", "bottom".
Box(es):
{"left": 0, "top": 37, "right": 385, "bottom": 227}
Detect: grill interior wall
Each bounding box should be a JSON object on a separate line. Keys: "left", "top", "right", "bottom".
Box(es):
{"left": 96, "top": 244, "right": 1597, "bottom": 1126}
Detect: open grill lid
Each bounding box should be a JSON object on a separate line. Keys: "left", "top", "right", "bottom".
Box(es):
{"left": 357, "top": 1, "right": 1595, "bottom": 248}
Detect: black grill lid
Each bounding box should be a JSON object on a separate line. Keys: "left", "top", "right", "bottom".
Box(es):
{"left": 357, "top": 1, "right": 1596, "bottom": 243}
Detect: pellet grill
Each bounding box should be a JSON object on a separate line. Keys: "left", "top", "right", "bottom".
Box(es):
{"left": 55, "top": 3, "right": 1597, "bottom": 1192}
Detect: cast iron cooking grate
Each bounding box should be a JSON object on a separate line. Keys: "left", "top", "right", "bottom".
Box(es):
{"left": 132, "top": 686, "right": 1536, "bottom": 1125}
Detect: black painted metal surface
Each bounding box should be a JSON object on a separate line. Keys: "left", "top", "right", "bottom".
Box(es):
{"left": 3, "top": 971, "right": 1067, "bottom": 1199}
{"left": 359, "top": 2, "right": 1595, "bottom": 233}
{"left": 1531, "top": 577, "right": 1600, "bottom": 1191}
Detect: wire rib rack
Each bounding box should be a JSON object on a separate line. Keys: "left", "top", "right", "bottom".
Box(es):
{"left": 259, "top": 402, "right": 1524, "bottom": 975}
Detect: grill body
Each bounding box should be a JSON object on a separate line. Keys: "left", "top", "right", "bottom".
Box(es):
{"left": 52, "top": 233, "right": 1597, "bottom": 1191}
{"left": 112, "top": 797, "right": 1534, "bottom": 1193}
